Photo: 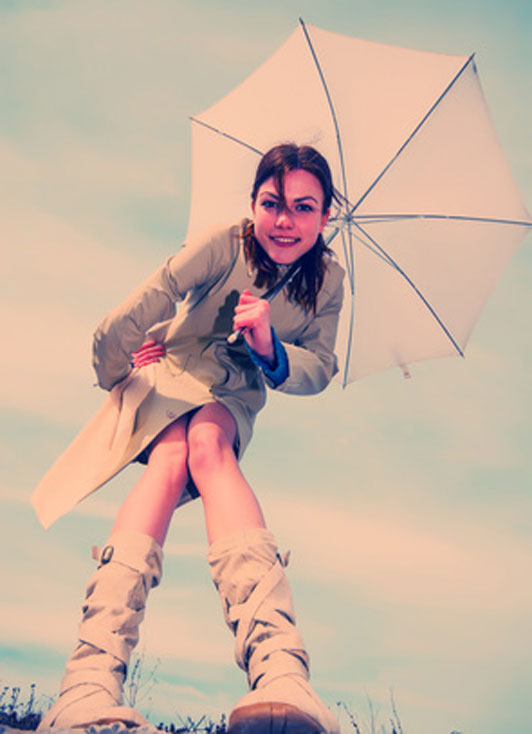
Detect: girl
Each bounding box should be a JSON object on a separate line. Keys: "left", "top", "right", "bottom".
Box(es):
{"left": 38, "top": 144, "right": 345, "bottom": 734}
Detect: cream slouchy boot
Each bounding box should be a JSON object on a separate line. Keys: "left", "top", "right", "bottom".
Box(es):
{"left": 207, "top": 528, "right": 340, "bottom": 734}
{"left": 38, "top": 530, "right": 163, "bottom": 731}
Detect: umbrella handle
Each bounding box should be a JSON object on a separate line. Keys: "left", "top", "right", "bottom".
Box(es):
{"left": 226, "top": 262, "right": 301, "bottom": 345}
{"left": 227, "top": 329, "right": 243, "bottom": 345}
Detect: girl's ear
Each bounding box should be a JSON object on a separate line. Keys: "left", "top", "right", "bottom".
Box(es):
{"left": 320, "top": 209, "right": 330, "bottom": 232}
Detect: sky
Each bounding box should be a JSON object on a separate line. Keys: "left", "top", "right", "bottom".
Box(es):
{"left": 0, "top": 1, "right": 531, "bottom": 733}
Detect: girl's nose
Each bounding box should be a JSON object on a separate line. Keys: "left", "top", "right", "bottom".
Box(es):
{"left": 275, "top": 207, "right": 293, "bottom": 227}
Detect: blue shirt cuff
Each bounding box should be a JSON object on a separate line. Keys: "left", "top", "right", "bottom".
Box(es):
{"left": 245, "top": 328, "right": 289, "bottom": 388}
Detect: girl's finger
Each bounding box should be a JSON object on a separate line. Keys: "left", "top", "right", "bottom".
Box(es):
{"left": 233, "top": 304, "right": 266, "bottom": 322}
{"left": 131, "top": 342, "right": 165, "bottom": 369}
{"left": 235, "top": 299, "right": 269, "bottom": 314}
{"left": 143, "top": 345, "right": 165, "bottom": 356}
{"left": 234, "top": 303, "right": 261, "bottom": 316}
{"left": 132, "top": 340, "right": 157, "bottom": 354}
{"left": 237, "top": 290, "right": 259, "bottom": 305}
{"left": 132, "top": 343, "right": 165, "bottom": 356}
{"left": 132, "top": 355, "right": 162, "bottom": 367}
{"left": 233, "top": 317, "right": 258, "bottom": 332}
{"left": 133, "top": 353, "right": 163, "bottom": 365}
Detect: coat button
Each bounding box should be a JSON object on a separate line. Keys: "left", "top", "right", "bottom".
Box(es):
{"left": 166, "top": 409, "right": 176, "bottom": 419}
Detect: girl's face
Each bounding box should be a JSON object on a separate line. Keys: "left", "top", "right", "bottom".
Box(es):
{"left": 251, "top": 169, "right": 330, "bottom": 265}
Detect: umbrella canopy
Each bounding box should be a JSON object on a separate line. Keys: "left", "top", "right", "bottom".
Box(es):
{"left": 187, "top": 20, "right": 531, "bottom": 385}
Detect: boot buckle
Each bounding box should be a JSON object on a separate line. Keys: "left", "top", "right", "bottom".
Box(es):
{"left": 100, "top": 544, "right": 114, "bottom": 565}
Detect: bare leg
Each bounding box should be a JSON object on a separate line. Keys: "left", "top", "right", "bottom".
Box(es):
{"left": 111, "top": 416, "right": 190, "bottom": 546}
{"left": 187, "top": 402, "right": 266, "bottom": 544}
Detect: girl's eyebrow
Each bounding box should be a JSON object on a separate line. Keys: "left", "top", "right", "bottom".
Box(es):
{"left": 259, "top": 190, "right": 280, "bottom": 199}
{"left": 259, "top": 191, "right": 319, "bottom": 204}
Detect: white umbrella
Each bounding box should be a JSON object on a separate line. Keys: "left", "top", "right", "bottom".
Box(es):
{"left": 187, "top": 20, "right": 531, "bottom": 385}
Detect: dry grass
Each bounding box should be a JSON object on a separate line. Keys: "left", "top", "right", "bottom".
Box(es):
{"left": 1, "top": 680, "right": 460, "bottom": 734}
{"left": 0, "top": 684, "right": 42, "bottom": 731}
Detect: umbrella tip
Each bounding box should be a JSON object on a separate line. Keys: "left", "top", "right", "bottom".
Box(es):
{"left": 399, "top": 363, "right": 412, "bottom": 380}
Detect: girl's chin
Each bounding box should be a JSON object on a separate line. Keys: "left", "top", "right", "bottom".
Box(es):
{"left": 266, "top": 243, "right": 301, "bottom": 264}
{"left": 270, "top": 251, "right": 299, "bottom": 264}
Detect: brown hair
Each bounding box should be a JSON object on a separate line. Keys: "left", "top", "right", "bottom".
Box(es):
{"left": 244, "top": 143, "right": 339, "bottom": 313}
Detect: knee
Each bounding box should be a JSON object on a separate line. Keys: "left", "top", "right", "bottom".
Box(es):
{"left": 149, "top": 422, "right": 189, "bottom": 473}
{"left": 187, "top": 424, "right": 232, "bottom": 480}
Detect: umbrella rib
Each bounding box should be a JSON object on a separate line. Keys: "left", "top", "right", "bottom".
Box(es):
{"left": 325, "top": 224, "right": 393, "bottom": 266}
{"left": 348, "top": 53, "right": 476, "bottom": 217}
{"left": 299, "top": 19, "right": 348, "bottom": 201}
{"left": 299, "top": 18, "right": 355, "bottom": 280}
{"left": 355, "top": 221, "right": 465, "bottom": 358}
{"left": 300, "top": 18, "right": 360, "bottom": 387}
{"left": 351, "top": 213, "right": 532, "bottom": 227}
{"left": 325, "top": 211, "right": 531, "bottom": 242}
{"left": 337, "top": 227, "right": 356, "bottom": 388}
{"left": 190, "top": 117, "right": 264, "bottom": 156}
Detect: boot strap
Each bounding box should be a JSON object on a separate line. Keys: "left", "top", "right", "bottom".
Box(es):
{"left": 231, "top": 557, "right": 286, "bottom": 668}
{"left": 246, "top": 639, "right": 309, "bottom": 689}
{"left": 59, "top": 669, "right": 123, "bottom": 703}
{"left": 230, "top": 556, "right": 309, "bottom": 688}
{"left": 91, "top": 532, "right": 163, "bottom": 589}
{"left": 80, "top": 611, "right": 145, "bottom": 664}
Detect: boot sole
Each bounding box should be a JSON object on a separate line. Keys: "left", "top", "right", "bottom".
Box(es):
{"left": 228, "top": 702, "right": 325, "bottom": 734}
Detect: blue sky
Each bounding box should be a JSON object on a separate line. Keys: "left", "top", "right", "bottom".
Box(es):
{"left": 1, "top": 1, "right": 531, "bottom": 733}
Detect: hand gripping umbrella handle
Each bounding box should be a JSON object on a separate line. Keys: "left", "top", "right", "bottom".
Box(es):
{"left": 227, "top": 262, "right": 302, "bottom": 345}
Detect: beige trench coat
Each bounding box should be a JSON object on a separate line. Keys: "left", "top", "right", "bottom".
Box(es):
{"left": 32, "top": 219, "right": 345, "bottom": 528}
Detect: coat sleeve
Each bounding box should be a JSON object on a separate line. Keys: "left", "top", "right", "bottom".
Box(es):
{"left": 267, "top": 261, "right": 345, "bottom": 395}
{"left": 92, "top": 225, "right": 238, "bottom": 390}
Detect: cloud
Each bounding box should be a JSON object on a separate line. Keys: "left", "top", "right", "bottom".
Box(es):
{"left": 260, "top": 488, "right": 532, "bottom": 615}
{"left": 0, "top": 0, "right": 279, "bottom": 150}
{"left": 1, "top": 194, "right": 160, "bottom": 425}
{"left": 163, "top": 541, "right": 206, "bottom": 558}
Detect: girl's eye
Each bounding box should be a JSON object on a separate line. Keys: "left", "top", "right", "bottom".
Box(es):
{"left": 261, "top": 200, "right": 278, "bottom": 210}
{"left": 296, "top": 203, "right": 314, "bottom": 213}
